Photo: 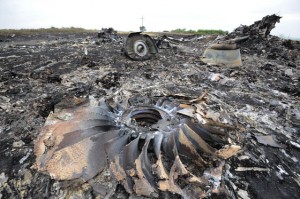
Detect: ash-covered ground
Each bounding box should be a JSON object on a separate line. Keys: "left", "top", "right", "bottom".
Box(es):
{"left": 1, "top": 16, "right": 300, "bottom": 199}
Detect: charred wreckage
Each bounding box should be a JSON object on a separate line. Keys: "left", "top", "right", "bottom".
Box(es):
{"left": 0, "top": 14, "right": 298, "bottom": 199}
{"left": 35, "top": 93, "right": 241, "bottom": 198}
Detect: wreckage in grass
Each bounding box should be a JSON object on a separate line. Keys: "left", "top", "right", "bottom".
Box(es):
{"left": 34, "top": 94, "right": 241, "bottom": 198}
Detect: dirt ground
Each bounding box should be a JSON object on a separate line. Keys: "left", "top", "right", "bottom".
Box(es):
{"left": 0, "top": 28, "right": 299, "bottom": 199}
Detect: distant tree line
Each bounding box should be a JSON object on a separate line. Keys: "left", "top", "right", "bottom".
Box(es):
{"left": 171, "top": 28, "right": 228, "bottom": 35}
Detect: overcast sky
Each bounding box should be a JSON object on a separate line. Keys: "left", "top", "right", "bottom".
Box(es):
{"left": 0, "top": 0, "right": 299, "bottom": 38}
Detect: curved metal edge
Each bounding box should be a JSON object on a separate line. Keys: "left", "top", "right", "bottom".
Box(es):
{"left": 123, "top": 32, "right": 158, "bottom": 60}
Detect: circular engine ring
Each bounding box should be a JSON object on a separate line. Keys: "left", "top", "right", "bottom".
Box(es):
{"left": 133, "top": 40, "right": 149, "bottom": 57}
{"left": 35, "top": 95, "right": 233, "bottom": 198}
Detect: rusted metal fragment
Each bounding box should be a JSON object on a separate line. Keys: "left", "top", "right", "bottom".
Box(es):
{"left": 180, "top": 123, "right": 217, "bottom": 156}
{"left": 36, "top": 119, "right": 116, "bottom": 161}
{"left": 110, "top": 155, "right": 133, "bottom": 193}
{"left": 173, "top": 155, "right": 189, "bottom": 175}
{"left": 134, "top": 134, "right": 158, "bottom": 197}
{"left": 153, "top": 153, "right": 169, "bottom": 180}
{"left": 158, "top": 169, "right": 183, "bottom": 194}
{"left": 198, "top": 123, "right": 228, "bottom": 137}
{"left": 187, "top": 175, "right": 207, "bottom": 185}
{"left": 216, "top": 145, "right": 241, "bottom": 159}
{"left": 158, "top": 156, "right": 190, "bottom": 198}
{"left": 104, "top": 134, "right": 129, "bottom": 160}
{"left": 177, "top": 106, "right": 195, "bottom": 118}
{"left": 110, "top": 137, "right": 141, "bottom": 194}
{"left": 210, "top": 43, "right": 238, "bottom": 50}
{"left": 35, "top": 99, "right": 120, "bottom": 181}
{"left": 177, "top": 128, "right": 206, "bottom": 167}
{"left": 42, "top": 135, "right": 91, "bottom": 180}
{"left": 204, "top": 120, "right": 235, "bottom": 130}
{"left": 85, "top": 131, "right": 120, "bottom": 179}
{"left": 42, "top": 130, "right": 119, "bottom": 181}
{"left": 162, "top": 131, "right": 178, "bottom": 159}
{"left": 189, "top": 90, "right": 208, "bottom": 103}
{"left": 183, "top": 119, "right": 227, "bottom": 144}
{"left": 203, "top": 110, "right": 221, "bottom": 122}
{"left": 152, "top": 133, "right": 169, "bottom": 180}
{"left": 158, "top": 180, "right": 183, "bottom": 196}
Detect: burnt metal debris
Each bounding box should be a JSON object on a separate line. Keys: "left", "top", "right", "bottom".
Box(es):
{"left": 97, "top": 27, "right": 120, "bottom": 43}
{"left": 201, "top": 15, "right": 282, "bottom": 67}
{"left": 35, "top": 94, "right": 240, "bottom": 198}
{"left": 223, "top": 14, "right": 293, "bottom": 59}
{"left": 123, "top": 32, "right": 159, "bottom": 61}
{"left": 202, "top": 42, "right": 243, "bottom": 67}
{"left": 202, "top": 36, "right": 249, "bottom": 67}
{"left": 225, "top": 14, "right": 282, "bottom": 40}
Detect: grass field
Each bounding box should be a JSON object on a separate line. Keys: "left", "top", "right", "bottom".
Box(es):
{"left": 0, "top": 27, "right": 97, "bottom": 36}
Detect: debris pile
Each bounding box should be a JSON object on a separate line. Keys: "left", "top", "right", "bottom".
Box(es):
{"left": 225, "top": 14, "right": 299, "bottom": 62}
{"left": 97, "top": 27, "right": 120, "bottom": 43}
{"left": 226, "top": 14, "right": 282, "bottom": 39}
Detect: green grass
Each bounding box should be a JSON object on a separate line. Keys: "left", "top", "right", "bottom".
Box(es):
{"left": 0, "top": 27, "right": 96, "bottom": 36}
{"left": 171, "top": 28, "right": 228, "bottom": 35}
